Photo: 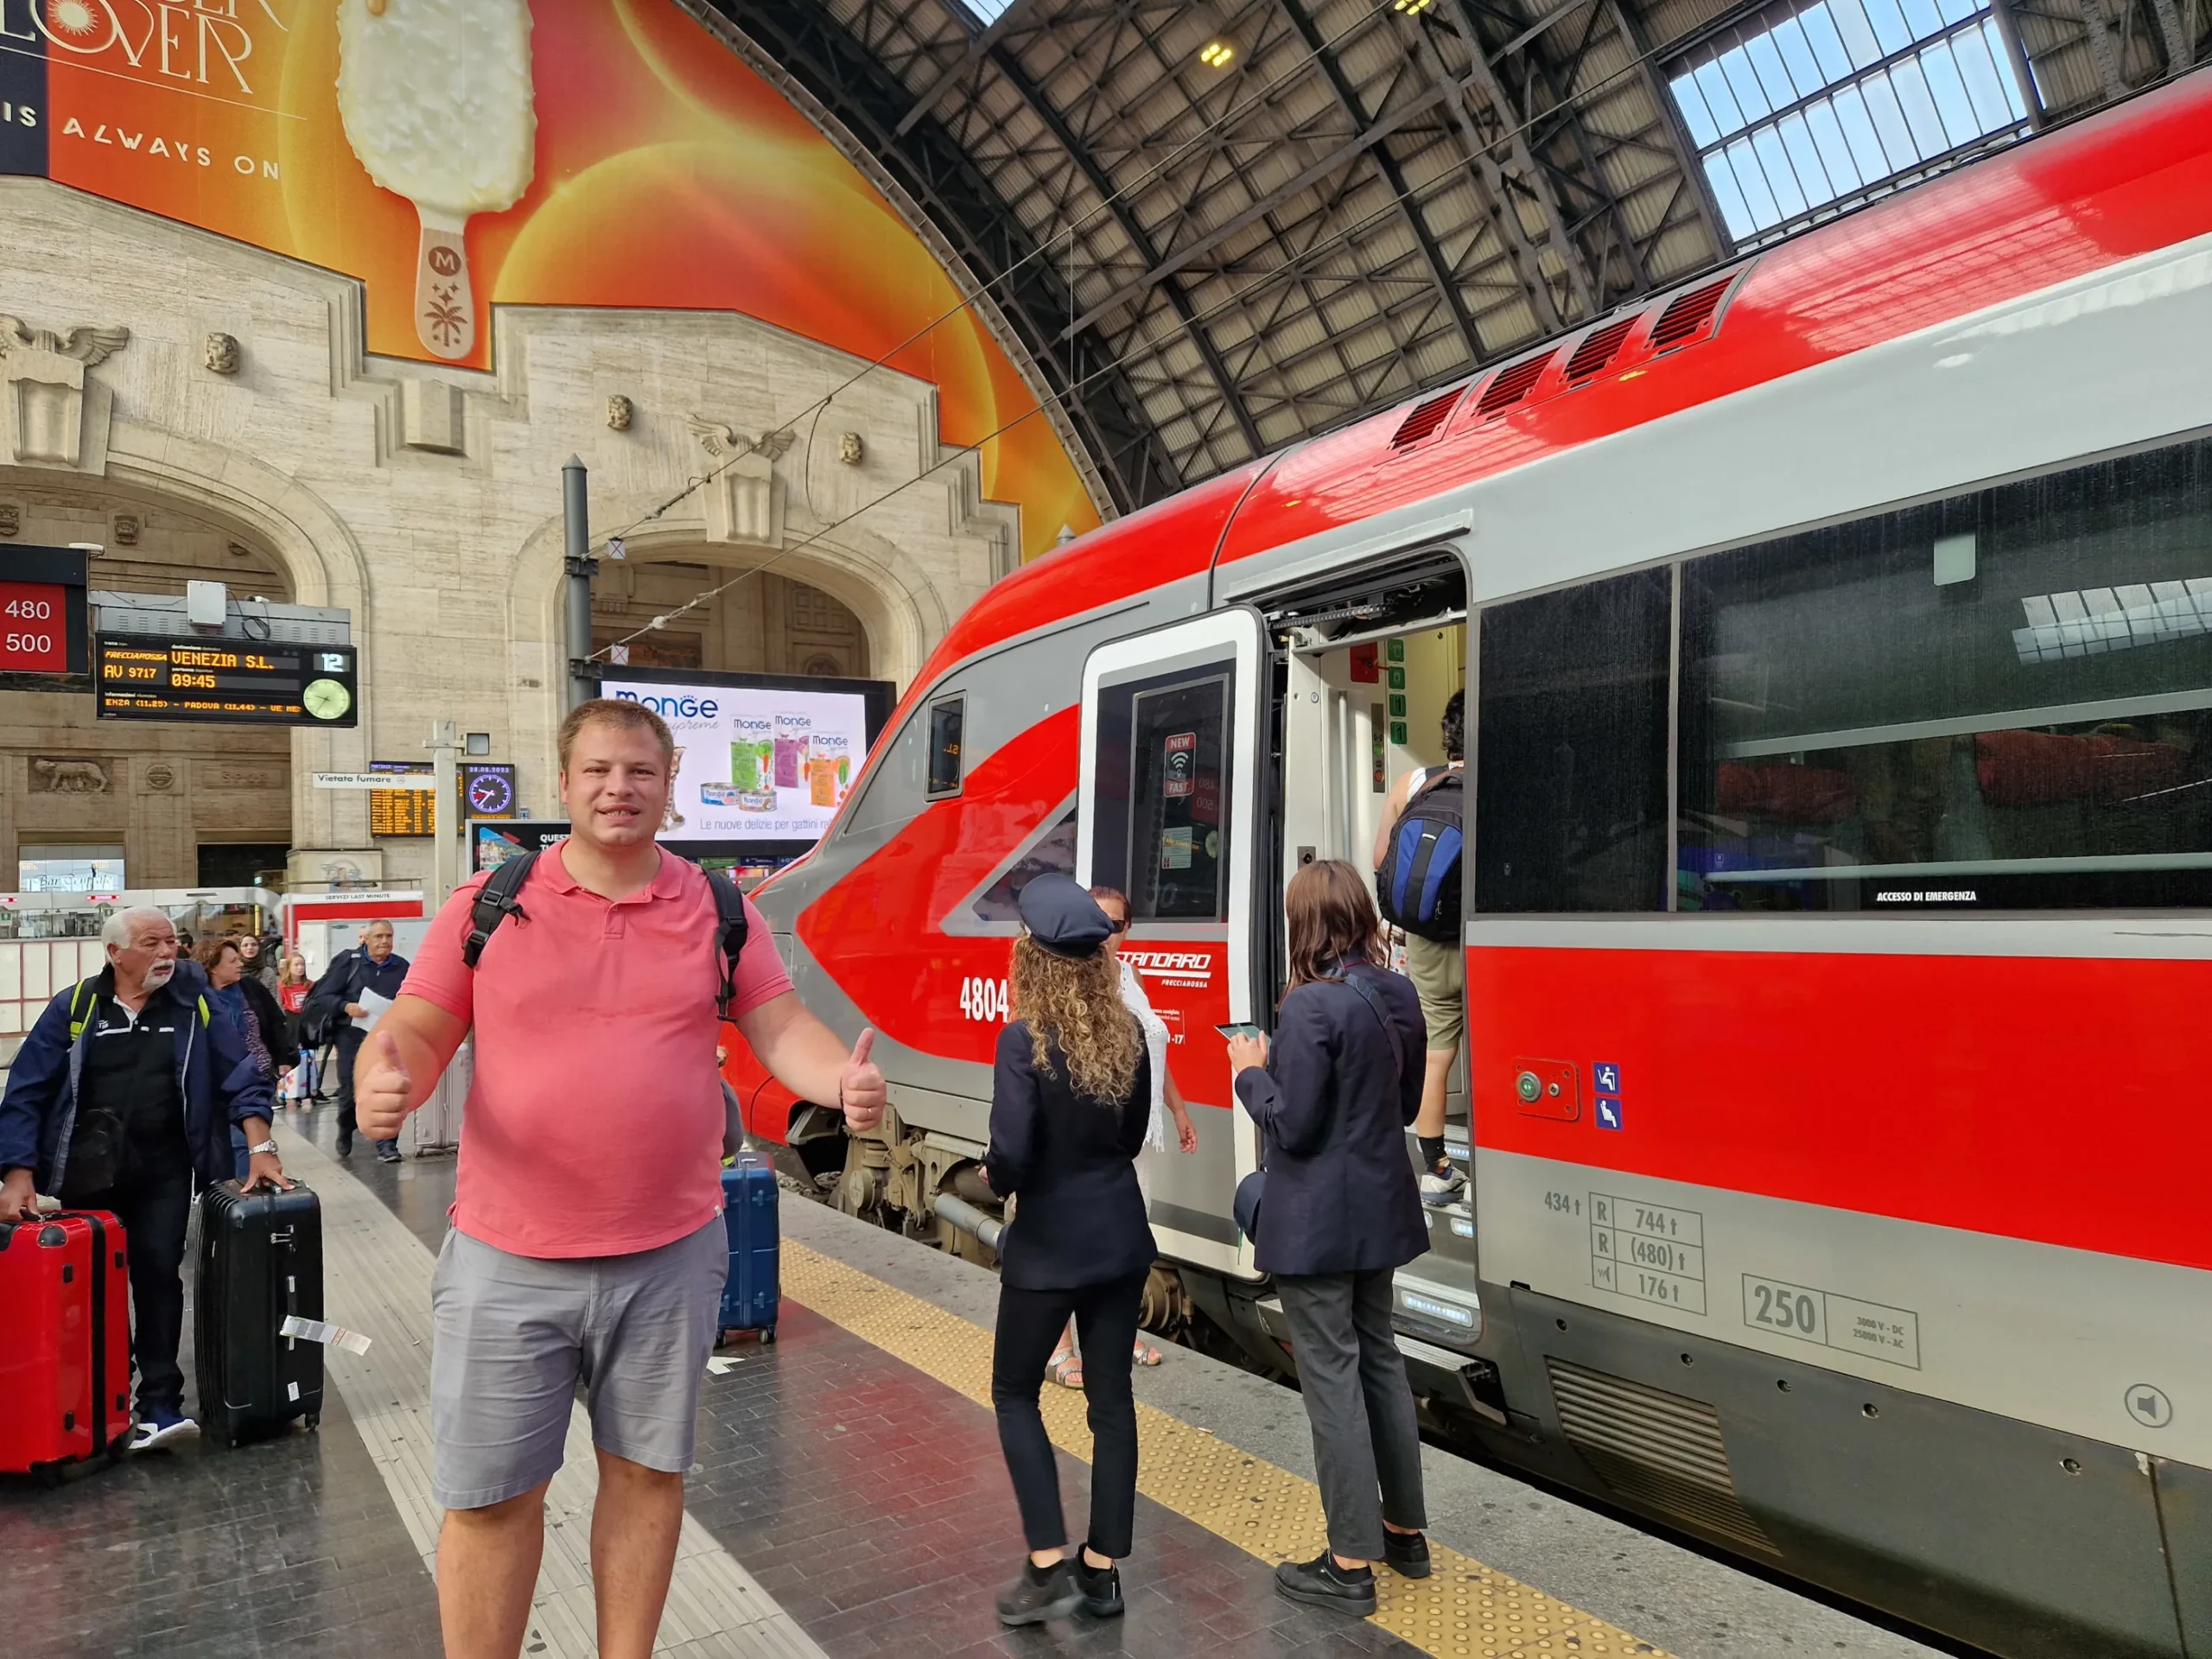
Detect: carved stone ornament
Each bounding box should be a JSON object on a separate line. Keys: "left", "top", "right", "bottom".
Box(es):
{"left": 685, "top": 415, "right": 793, "bottom": 462}
{"left": 0, "top": 315, "right": 128, "bottom": 470}
{"left": 143, "top": 762, "right": 177, "bottom": 792}
{"left": 0, "top": 503, "right": 17, "bottom": 537}
{"left": 111, "top": 512, "right": 140, "bottom": 547}
{"left": 203, "top": 332, "right": 240, "bottom": 374}
{"left": 838, "top": 431, "right": 864, "bottom": 466}
{"left": 606, "top": 394, "right": 633, "bottom": 431}
{"left": 29, "top": 756, "right": 111, "bottom": 794}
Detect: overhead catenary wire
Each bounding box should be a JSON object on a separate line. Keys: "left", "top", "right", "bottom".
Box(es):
{"left": 590, "top": 1, "right": 1767, "bottom": 658}
{"left": 582, "top": 0, "right": 1669, "bottom": 571}
{"left": 581, "top": 0, "right": 1428, "bottom": 568}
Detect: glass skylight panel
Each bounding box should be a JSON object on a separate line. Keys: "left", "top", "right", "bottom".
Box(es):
{"left": 1669, "top": 0, "right": 2031, "bottom": 244}
{"left": 950, "top": 0, "right": 1021, "bottom": 23}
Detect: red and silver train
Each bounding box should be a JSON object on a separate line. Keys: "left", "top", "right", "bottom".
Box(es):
{"left": 723, "top": 69, "right": 2212, "bottom": 1658}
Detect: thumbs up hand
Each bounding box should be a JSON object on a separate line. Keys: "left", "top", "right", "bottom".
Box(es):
{"left": 357, "top": 1029, "right": 416, "bottom": 1141}
{"left": 837, "top": 1027, "right": 887, "bottom": 1134}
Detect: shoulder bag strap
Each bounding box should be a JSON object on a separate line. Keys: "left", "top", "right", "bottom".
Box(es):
{"left": 1341, "top": 967, "right": 1413, "bottom": 1090}
{"left": 702, "top": 868, "right": 751, "bottom": 1020}
{"left": 461, "top": 849, "right": 539, "bottom": 967}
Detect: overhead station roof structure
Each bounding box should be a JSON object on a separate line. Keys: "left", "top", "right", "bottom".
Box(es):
{"left": 701, "top": 0, "right": 2207, "bottom": 517}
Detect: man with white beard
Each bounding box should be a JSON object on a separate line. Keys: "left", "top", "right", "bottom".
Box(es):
{"left": 0, "top": 906, "right": 286, "bottom": 1449}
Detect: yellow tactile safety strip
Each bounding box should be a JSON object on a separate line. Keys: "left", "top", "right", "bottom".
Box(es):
{"left": 783, "top": 1242, "right": 1671, "bottom": 1659}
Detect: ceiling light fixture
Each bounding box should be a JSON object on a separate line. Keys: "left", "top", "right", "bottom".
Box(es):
{"left": 1395, "top": 0, "right": 1435, "bottom": 13}
{"left": 1198, "top": 39, "right": 1235, "bottom": 67}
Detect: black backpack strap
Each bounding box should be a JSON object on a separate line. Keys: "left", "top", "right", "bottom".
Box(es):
{"left": 461, "top": 850, "right": 539, "bottom": 968}
{"left": 704, "top": 868, "right": 751, "bottom": 1020}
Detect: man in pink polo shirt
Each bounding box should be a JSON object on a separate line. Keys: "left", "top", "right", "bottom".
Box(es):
{"left": 353, "top": 698, "right": 886, "bottom": 1659}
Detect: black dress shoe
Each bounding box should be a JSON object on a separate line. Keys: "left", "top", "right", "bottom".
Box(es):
{"left": 1382, "top": 1529, "right": 1432, "bottom": 1579}
{"left": 334, "top": 1130, "right": 353, "bottom": 1158}
{"left": 1073, "top": 1556, "right": 1123, "bottom": 1617}
{"left": 996, "top": 1559, "right": 1082, "bottom": 1627}
{"left": 1274, "top": 1551, "right": 1376, "bottom": 1614}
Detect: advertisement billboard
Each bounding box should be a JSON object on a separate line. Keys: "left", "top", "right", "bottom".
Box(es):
{"left": 597, "top": 670, "right": 893, "bottom": 859}
{"left": 0, "top": 0, "right": 1098, "bottom": 560}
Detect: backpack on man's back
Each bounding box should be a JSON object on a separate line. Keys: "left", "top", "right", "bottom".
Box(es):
{"left": 1376, "top": 768, "right": 1464, "bottom": 943}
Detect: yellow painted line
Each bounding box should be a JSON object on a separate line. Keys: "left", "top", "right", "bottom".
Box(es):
{"left": 784, "top": 1241, "right": 1670, "bottom": 1658}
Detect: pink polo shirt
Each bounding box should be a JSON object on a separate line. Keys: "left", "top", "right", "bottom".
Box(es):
{"left": 400, "top": 845, "right": 793, "bottom": 1259}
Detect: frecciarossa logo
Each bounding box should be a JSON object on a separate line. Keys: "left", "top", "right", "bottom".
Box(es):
{"left": 1122, "top": 950, "right": 1216, "bottom": 987}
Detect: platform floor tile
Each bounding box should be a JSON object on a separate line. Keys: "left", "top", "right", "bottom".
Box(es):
{"left": 781, "top": 1242, "right": 1670, "bottom": 1659}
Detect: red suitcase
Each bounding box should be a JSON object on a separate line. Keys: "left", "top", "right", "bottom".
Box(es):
{"left": 0, "top": 1211, "right": 133, "bottom": 1480}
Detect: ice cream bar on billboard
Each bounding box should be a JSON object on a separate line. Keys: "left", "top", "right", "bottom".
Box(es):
{"left": 337, "top": 0, "right": 537, "bottom": 361}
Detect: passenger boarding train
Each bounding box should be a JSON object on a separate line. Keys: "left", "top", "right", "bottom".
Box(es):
{"left": 723, "top": 69, "right": 2212, "bottom": 1658}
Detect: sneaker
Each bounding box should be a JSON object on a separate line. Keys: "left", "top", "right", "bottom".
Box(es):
{"left": 130, "top": 1410, "right": 199, "bottom": 1452}
{"left": 1073, "top": 1555, "right": 1123, "bottom": 1618}
{"left": 996, "top": 1558, "right": 1082, "bottom": 1627}
{"left": 1274, "top": 1551, "right": 1376, "bottom": 1615}
{"left": 334, "top": 1130, "right": 353, "bottom": 1159}
{"left": 1382, "top": 1529, "right": 1432, "bottom": 1579}
{"left": 1419, "top": 1163, "right": 1466, "bottom": 1206}
{"left": 375, "top": 1141, "right": 403, "bottom": 1164}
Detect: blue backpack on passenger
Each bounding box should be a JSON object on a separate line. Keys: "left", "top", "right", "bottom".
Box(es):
{"left": 1376, "top": 769, "right": 1465, "bottom": 942}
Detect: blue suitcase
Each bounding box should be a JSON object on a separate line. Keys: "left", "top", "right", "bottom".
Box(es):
{"left": 717, "top": 1154, "right": 779, "bottom": 1344}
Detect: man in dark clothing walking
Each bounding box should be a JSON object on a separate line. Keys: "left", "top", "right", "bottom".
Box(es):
{"left": 305, "top": 919, "right": 410, "bottom": 1161}
{"left": 0, "top": 906, "right": 287, "bottom": 1449}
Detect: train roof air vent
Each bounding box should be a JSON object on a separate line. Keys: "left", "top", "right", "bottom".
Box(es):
{"left": 1474, "top": 351, "right": 1554, "bottom": 419}
{"left": 1563, "top": 317, "right": 1637, "bottom": 383}
{"left": 1649, "top": 274, "right": 1737, "bottom": 353}
{"left": 1390, "top": 386, "right": 1465, "bottom": 449}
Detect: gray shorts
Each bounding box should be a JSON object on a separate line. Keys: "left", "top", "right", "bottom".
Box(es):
{"left": 429, "top": 1218, "right": 728, "bottom": 1510}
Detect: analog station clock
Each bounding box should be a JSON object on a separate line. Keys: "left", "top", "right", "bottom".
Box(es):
{"left": 302, "top": 677, "right": 353, "bottom": 721}
{"left": 466, "top": 766, "right": 516, "bottom": 817}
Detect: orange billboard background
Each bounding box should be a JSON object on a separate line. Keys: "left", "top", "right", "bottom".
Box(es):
{"left": 21, "top": 0, "right": 1098, "bottom": 558}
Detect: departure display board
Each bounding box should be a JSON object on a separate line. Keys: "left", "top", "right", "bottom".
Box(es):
{"left": 96, "top": 636, "right": 359, "bottom": 726}
{"left": 370, "top": 762, "right": 435, "bottom": 838}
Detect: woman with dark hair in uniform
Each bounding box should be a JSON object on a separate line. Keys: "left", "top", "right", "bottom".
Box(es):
{"left": 1229, "top": 858, "right": 1432, "bottom": 1615}
{"left": 984, "top": 874, "right": 1156, "bottom": 1627}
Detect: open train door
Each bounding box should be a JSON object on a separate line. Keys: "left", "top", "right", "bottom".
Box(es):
{"left": 1077, "top": 610, "right": 1268, "bottom": 1281}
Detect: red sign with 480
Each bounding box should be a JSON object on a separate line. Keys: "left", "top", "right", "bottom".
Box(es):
{"left": 0, "top": 582, "right": 69, "bottom": 674}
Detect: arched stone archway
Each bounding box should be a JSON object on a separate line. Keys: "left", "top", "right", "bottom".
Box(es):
{"left": 0, "top": 435, "right": 373, "bottom": 887}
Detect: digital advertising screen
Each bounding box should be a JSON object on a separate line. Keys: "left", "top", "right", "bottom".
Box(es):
{"left": 594, "top": 670, "right": 895, "bottom": 859}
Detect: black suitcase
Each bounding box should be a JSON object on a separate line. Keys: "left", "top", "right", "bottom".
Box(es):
{"left": 194, "top": 1182, "right": 324, "bottom": 1446}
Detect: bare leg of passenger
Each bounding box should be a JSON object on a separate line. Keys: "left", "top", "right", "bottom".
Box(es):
{"left": 438, "top": 1478, "right": 551, "bottom": 1659}
{"left": 1414, "top": 1048, "right": 1455, "bottom": 1141}
{"left": 591, "top": 1449, "right": 687, "bottom": 1659}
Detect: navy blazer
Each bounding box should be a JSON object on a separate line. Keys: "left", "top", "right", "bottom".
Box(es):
{"left": 0, "top": 960, "right": 276, "bottom": 1193}
{"left": 984, "top": 1020, "right": 1156, "bottom": 1291}
{"left": 1234, "top": 963, "right": 1428, "bottom": 1277}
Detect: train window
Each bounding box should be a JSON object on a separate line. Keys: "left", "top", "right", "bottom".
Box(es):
{"left": 1090, "top": 664, "right": 1234, "bottom": 921}
{"left": 926, "top": 697, "right": 964, "bottom": 797}
{"left": 969, "top": 807, "right": 1078, "bottom": 924}
{"left": 1678, "top": 435, "right": 2212, "bottom": 911}
{"left": 1474, "top": 570, "right": 1672, "bottom": 912}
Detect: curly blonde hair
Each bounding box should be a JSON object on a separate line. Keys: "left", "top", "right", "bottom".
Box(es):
{"left": 1011, "top": 934, "right": 1141, "bottom": 1103}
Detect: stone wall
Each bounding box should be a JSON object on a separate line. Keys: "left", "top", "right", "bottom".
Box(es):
{"left": 0, "top": 178, "right": 1021, "bottom": 889}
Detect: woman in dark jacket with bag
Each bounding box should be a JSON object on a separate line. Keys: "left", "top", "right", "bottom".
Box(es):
{"left": 1229, "top": 859, "right": 1431, "bottom": 1614}
{"left": 983, "top": 874, "right": 1155, "bottom": 1628}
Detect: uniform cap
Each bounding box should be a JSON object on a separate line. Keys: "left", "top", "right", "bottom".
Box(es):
{"left": 1018, "top": 873, "right": 1114, "bottom": 959}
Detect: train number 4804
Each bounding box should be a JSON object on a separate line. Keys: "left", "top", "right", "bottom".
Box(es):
{"left": 958, "top": 976, "right": 1011, "bottom": 1023}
